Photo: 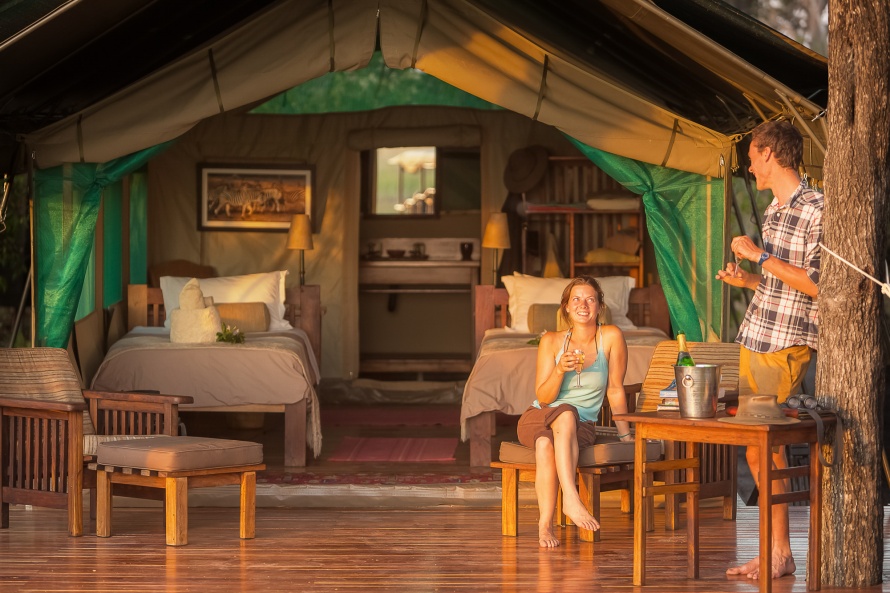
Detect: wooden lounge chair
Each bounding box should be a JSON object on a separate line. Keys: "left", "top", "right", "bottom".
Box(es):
{"left": 0, "top": 347, "right": 192, "bottom": 536}
{"left": 491, "top": 385, "right": 662, "bottom": 542}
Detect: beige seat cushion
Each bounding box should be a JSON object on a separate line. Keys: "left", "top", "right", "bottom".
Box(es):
{"left": 97, "top": 436, "right": 263, "bottom": 471}
{"left": 216, "top": 301, "right": 270, "bottom": 333}
{"left": 499, "top": 436, "right": 661, "bottom": 466}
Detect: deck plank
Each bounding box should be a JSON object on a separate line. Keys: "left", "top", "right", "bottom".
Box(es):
{"left": 1, "top": 504, "right": 888, "bottom": 592}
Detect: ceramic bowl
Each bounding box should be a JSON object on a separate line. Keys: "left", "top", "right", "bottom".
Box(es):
{"left": 386, "top": 249, "right": 406, "bottom": 258}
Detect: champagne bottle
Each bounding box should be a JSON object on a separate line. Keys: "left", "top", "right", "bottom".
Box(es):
{"left": 676, "top": 331, "right": 695, "bottom": 366}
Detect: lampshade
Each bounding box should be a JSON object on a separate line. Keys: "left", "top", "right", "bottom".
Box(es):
{"left": 482, "top": 212, "right": 510, "bottom": 249}
{"left": 287, "top": 214, "right": 313, "bottom": 250}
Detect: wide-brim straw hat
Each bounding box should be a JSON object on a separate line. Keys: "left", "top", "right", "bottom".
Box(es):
{"left": 718, "top": 394, "right": 799, "bottom": 425}
{"left": 504, "top": 145, "right": 549, "bottom": 193}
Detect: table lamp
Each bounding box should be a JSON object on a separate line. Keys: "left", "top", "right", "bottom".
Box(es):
{"left": 287, "top": 214, "right": 314, "bottom": 286}
{"left": 482, "top": 212, "right": 510, "bottom": 285}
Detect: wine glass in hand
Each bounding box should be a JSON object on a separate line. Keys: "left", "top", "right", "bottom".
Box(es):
{"left": 572, "top": 349, "right": 585, "bottom": 388}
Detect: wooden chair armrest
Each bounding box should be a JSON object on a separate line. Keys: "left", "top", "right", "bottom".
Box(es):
{"left": 0, "top": 396, "right": 87, "bottom": 412}
{"left": 82, "top": 390, "right": 195, "bottom": 406}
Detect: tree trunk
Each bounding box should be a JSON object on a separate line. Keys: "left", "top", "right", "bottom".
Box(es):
{"left": 820, "top": 0, "right": 889, "bottom": 586}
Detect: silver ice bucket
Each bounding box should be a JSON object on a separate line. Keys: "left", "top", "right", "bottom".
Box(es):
{"left": 674, "top": 364, "right": 721, "bottom": 418}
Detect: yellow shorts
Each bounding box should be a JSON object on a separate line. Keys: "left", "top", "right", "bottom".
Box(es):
{"left": 738, "top": 345, "right": 812, "bottom": 403}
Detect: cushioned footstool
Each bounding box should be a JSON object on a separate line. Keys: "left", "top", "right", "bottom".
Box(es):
{"left": 90, "top": 436, "right": 265, "bottom": 546}
{"left": 491, "top": 435, "right": 662, "bottom": 542}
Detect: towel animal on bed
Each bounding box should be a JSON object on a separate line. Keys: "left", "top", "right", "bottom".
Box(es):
{"left": 169, "top": 278, "right": 221, "bottom": 343}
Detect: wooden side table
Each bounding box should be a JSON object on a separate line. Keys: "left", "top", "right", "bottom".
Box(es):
{"left": 614, "top": 410, "right": 834, "bottom": 593}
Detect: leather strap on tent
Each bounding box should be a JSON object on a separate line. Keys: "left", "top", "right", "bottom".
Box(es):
{"left": 532, "top": 55, "right": 550, "bottom": 122}
{"left": 660, "top": 118, "right": 680, "bottom": 167}
{"left": 410, "top": 0, "right": 428, "bottom": 68}
{"left": 328, "top": 0, "right": 336, "bottom": 71}
{"left": 207, "top": 49, "right": 225, "bottom": 113}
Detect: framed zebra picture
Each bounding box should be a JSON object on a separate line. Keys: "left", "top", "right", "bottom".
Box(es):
{"left": 198, "top": 163, "right": 314, "bottom": 231}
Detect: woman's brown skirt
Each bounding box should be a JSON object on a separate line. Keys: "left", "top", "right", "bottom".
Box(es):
{"left": 517, "top": 403, "right": 598, "bottom": 448}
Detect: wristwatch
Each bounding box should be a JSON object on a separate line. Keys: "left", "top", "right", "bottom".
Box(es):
{"left": 757, "top": 252, "right": 770, "bottom": 266}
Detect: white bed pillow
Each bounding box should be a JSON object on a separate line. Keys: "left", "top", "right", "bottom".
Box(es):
{"left": 160, "top": 271, "right": 291, "bottom": 331}
{"left": 502, "top": 273, "right": 637, "bottom": 332}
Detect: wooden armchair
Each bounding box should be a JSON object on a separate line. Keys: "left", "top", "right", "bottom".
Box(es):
{"left": 635, "top": 340, "right": 741, "bottom": 524}
{"left": 0, "top": 347, "right": 192, "bottom": 536}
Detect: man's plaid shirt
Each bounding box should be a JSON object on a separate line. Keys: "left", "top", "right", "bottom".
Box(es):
{"left": 737, "top": 181, "right": 823, "bottom": 353}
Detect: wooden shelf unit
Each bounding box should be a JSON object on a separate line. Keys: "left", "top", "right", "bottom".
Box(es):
{"left": 518, "top": 155, "right": 645, "bottom": 282}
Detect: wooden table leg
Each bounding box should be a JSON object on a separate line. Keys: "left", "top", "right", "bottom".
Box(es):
{"left": 501, "top": 466, "right": 518, "bottom": 536}
{"left": 759, "top": 441, "right": 773, "bottom": 593}
{"left": 808, "top": 440, "right": 822, "bottom": 591}
{"left": 96, "top": 470, "right": 112, "bottom": 538}
{"left": 664, "top": 441, "right": 679, "bottom": 531}
{"left": 633, "top": 432, "right": 646, "bottom": 586}
{"left": 240, "top": 471, "right": 256, "bottom": 539}
{"left": 165, "top": 477, "right": 188, "bottom": 546}
{"left": 687, "top": 441, "right": 700, "bottom": 579}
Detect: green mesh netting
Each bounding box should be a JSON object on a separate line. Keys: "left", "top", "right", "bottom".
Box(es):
{"left": 251, "top": 51, "right": 498, "bottom": 115}
{"left": 34, "top": 143, "right": 171, "bottom": 348}
{"left": 568, "top": 138, "right": 726, "bottom": 342}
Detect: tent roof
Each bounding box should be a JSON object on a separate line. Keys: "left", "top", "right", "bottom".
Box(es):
{"left": 0, "top": 0, "right": 827, "bottom": 175}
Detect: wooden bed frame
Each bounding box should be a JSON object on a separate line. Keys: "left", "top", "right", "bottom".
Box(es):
{"left": 472, "top": 283, "right": 670, "bottom": 356}
{"left": 466, "top": 283, "right": 670, "bottom": 468}
{"left": 125, "top": 283, "right": 322, "bottom": 467}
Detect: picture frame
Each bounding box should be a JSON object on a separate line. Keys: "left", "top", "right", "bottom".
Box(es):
{"left": 198, "top": 163, "right": 313, "bottom": 231}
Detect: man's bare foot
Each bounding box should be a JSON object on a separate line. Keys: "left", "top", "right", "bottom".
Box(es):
{"left": 538, "top": 523, "right": 560, "bottom": 548}
{"left": 561, "top": 498, "right": 600, "bottom": 533}
{"left": 727, "top": 554, "right": 796, "bottom": 579}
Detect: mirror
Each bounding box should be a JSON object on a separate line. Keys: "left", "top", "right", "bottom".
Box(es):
{"left": 362, "top": 146, "right": 480, "bottom": 217}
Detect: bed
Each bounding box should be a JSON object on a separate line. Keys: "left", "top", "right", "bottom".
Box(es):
{"left": 461, "top": 279, "right": 671, "bottom": 468}
{"left": 91, "top": 268, "right": 322, "bottom": 467}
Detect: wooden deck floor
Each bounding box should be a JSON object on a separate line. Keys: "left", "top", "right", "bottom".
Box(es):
{"left": 2, "top": 503, "right": 888, "bottom": 592}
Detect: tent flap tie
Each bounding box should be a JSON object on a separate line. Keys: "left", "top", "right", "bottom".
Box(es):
{"left": 76, "top": 115, "right": 84, "bottom": 163}
{"left": 411, "top": 0, "right": 428, "bottom": 69}
{"left": 532, "top": 55, "right": 550, "bottom": 122}
{"left": 207, "top": 49, "right": 225, "bottom": 113}
{"left": 660, "top": 118, "right": 679, "bottom": 167}
{"left": 328, "top": 0, "right": 336, "bottom": 72}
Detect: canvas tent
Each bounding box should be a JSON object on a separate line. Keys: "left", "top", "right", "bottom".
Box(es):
{"left": 0, "top": 0, "right": 827, "bottom": 378}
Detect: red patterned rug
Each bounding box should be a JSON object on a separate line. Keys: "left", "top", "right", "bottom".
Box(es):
{"left": 321, "top": 405, "right": 460, "bottom": 427}
{"left": 328, "top": 437, "right": 459, "bottom": 462}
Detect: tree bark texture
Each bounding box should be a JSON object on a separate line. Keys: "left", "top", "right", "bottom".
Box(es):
{"left": 820, "top": 0, "right": 889, "bottom": 586}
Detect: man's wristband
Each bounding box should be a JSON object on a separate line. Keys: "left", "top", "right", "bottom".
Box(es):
{"left": 757, "top": 251, "right": 770, "bottom": 266}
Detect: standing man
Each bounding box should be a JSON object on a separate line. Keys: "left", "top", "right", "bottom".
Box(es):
{"left": 716, "top": 120, "right": 823, "bottom": 580}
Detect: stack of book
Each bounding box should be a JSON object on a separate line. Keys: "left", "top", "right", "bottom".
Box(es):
{"left": 656, "top": 379, "right": 679, "bottom": 411}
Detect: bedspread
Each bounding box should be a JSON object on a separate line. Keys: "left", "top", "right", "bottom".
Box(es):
{"left": 459, "top": 327, "right": 667, "bottom": 440}
{"left": 91, "top": 327, "right": 321, "bottom": 455}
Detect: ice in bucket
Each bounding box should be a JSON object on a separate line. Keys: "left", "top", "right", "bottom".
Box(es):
{"left": 673, "top": 364, "right": 720, "bottom": 418}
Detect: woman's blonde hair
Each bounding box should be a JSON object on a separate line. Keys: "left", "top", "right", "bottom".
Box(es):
{"left": 559, "top": 276, "right": 608, "bottom": 327}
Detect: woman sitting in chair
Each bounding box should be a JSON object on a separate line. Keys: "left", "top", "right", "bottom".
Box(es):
{"left": 517, "top": 275, "right": 632, "bottom": 547}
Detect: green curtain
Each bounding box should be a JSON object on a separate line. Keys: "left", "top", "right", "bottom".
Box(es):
{"left": 568, "top": 138, "right": 726, "bottom": 342}
{"left": 251, "top": 51, "right": 498, "bottom": 115}
{"left": 129, "top": 170, "right": 149, "bottom": 285}
{"left": 34, "top": 143, "right": 171, "bottom": 348}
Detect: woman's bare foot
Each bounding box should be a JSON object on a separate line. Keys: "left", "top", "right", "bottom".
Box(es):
{"left": 726, "top": 554, "right": 796, "bottom": 579}
{"left": 538, "top": 523, "right": 560, "bottom": 548}
{"left": 561, "top": 498, "right": 600, "bottom": 533}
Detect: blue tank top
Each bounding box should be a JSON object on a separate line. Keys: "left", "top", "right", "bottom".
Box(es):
{"left": 532, "top": 329, "right": 609, "bottom": 423}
